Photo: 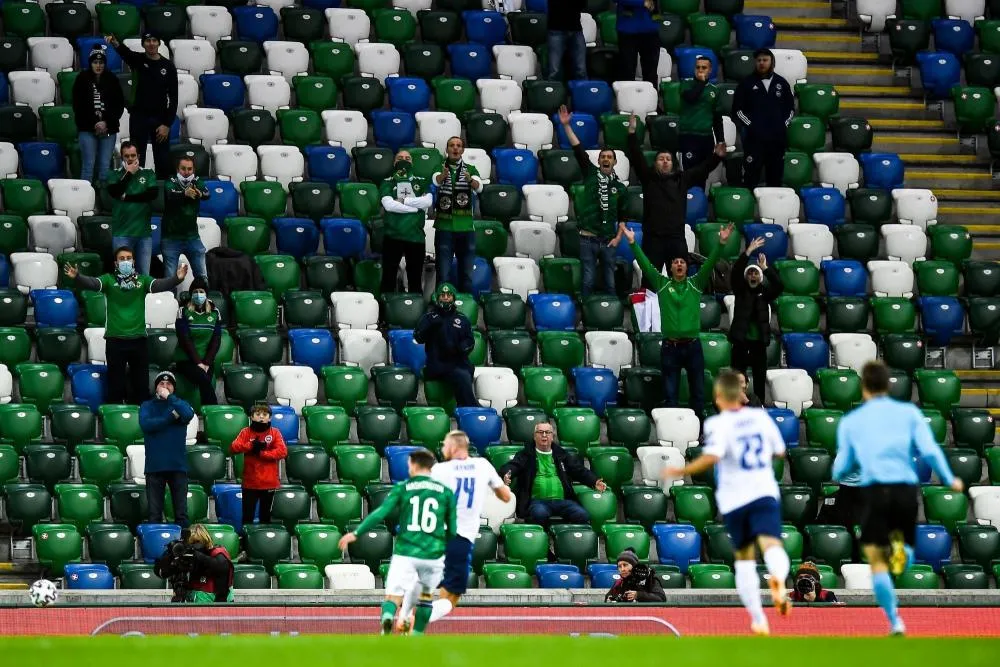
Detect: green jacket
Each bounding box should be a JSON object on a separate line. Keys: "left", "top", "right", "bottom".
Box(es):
{"left": 631, "top": 240, "right": 722, "bottom": 340}
{"left": 162, "top": 176, "right": 209, "bottom": 240}
{"left": 572, "top": 144, "right": 627, "bottom": 239}
{"left": 434, "top": 162, "right": 481, "bottom": 233}
{"left": 106, "top": 167, "right": 157, "bottom": 238}
{"left": 679, "top": 80, "right": 722, "bottom": 137}
{"left": 379, "top": 171, "right": 431, "bottom": 244}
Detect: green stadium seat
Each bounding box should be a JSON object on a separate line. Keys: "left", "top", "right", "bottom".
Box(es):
{"left": 606, "top": 408, "right": 651, "bottom": 453}
{"left": 704, "top": 523, "right": 735, "bottom": 564}
{"left": 0, "top": 404, "right": 43, "bottom": 451}
{"left": 484, "top": 445, "right": 521, "bottom": 470}
{"left": 881, "top": 333, "right": 924, "bottom": 372}
{"left": 3, "top": 1, "right": 46, "bottom": 37}
{"left": 774, "top": 259, "right": 820, "bottom": 296}
{"left": 780, "top": 484, "right": 818, "bottom": 528}
{"left": 275, "top": 562, "right": 324, "bottom": 590}
{"left": 787, "top": 116, "right": 826, "bottom": 154}
{"left": 355, "top": 406, "right": 402, "bottom": 453}
{"left": 347, "top": 523, "right": 393, "bottom": 573}
{"left": 587, "top": 447, "right": 634, "bottom": 492}
{"left": 232, "top": 291, "right": 279, "bottom": 329}
{"left": 537, "top": 331, "right": 585, "bottom": 375}
{"left": 501, "top": 523, "right": 549, "bottom": 574}
{"left": 293, "top": 76, "right": 338, "bottom": 112}
{"left": 921, "top": 486, "right": 968, "bottom": 534}
{"left": 942, "top": 563, "right": 989, "bottom": 589}
{"left": 245, "top": 524, "right": 292, "bottom": 573}
{"left": 922, "top": 408, "right": 948, "bottom": 444}
{"left": 523, "top": 366, "right": 569, "bottom": 415}
{"left": 834, "top": 224, "right": 878, "bottom": 263}
{"left": 816, "top": 368, "right": 862, "bottom": 411}
{"left": 0, "top": 444, "right": 18, "bottom": 485}
{"left": 39, "top": 106, "right": 77, "bottom": 148}
{"left": 484, "top": 563, "right": 532, "bottom": 588}
{"left": 106, "top": 482, "right": 144, "bottom": 530}
{"left": 119, "top": 562, "right": 166, "bottom": 590}
{"left": 575, "top": 485, "right": 618, "bottom": 529}
{"left": 201, "top": 405, "right": 248, "bottom": 453}
{"left": 295, "top": 524, "right": 343, "bottom": 569}
{"left": 489, "top": 330, "right": 537, "bottom": 371}
{"left": 255, "top": 255, "right": 301, "bottom": 300}
{"left": 952, "top": 86, "right": 995, "bottom": 134}
{"left": 929, "top": 225, "right": 972, "bottom": 264}
{"left": 915, "top": 260, "right": 960, "bottom": 297}
{"left": 696, "top": 223, "right": 742, "bottom": 261}
{"left": 945, "top": 448, "right": 981, "bottom": 488}
{"left": 202, "top": 524, "right": 240, "bottom": 560}
{"left": 270, "top": 486, "right": 313, "bottom": 532}
{"left": 466, "top": 112, "right": 509, "bottom": 153}
{"left": 671, "top": 485, "right": 716, "bottom": 531}
{"left": 689, "top": 563, "right": 735, "bottom": 588}
{"left": 86, "top": 523, "right": 135, "bottom": 573}
{"left": 237, "top": 329, "right": 284, "bottom": 371}
{"left": 895, "top": 566, "right": 940, "bottom": 589}
{"left": 471, "top": 526, "right": 498, "bottom": 574}
{"left": 315, "top": 483, "right": 363, "bottom": 531}
{"left": 373, "top": 8, "right": 417, "bottom": 45}
{"left": 804, "top": 408, "right": 843, "bottom": 455}
{"left": 871, "top": 297, "right": 916, "bottom": 335}
{"left": 333, "top": 444, "right": 382, "bottom": 489}
{"left": 621, "top": 367, "right": 664, "bottom": 413}
{"left": 53, "top": 482, "right": 103, "bottom": 533}
{"left": 231, "top": 563, "right": 271, "bottom": 589}
{"left": 551, "top": 523, "right": 598, "bottom": 571}
{"left": 914, "top": 369, "right": 961, "bottom": 417}
{"left": 241, "top": 182, "right": 288, "bottom": 221}
{"left": 804, "top": 524, "right": 852, "bottom": 572}
{"left": 503, "top": 406, "right": 549, "bottom": 445}
{"left": 311, "top": 41, "right": 355, "bottom": 82}
{"left": 402, "top": 406, "right": 451, "bottom": 450}
{"left": 161, "top": 484, "right": 208, "bottom": 524}
{"left": 277, "top": 109, "right": 324, "bottom": 147}
{"left": 780, "top": 524, "right": 804, "bottom": 561}
{"left": 478, "top": 184, "right": 524, "bottom": 223}
{"left": 964, "top": 261, "right": 1000, "bottom": 297}
{"left": 24, "top": 444, "right": 71, "bottom": 492}
{"left": 540, "top": 258, "right": 583, "bottom": 296}
{"left": 711, "top": 186, "right": 755, "bottom": 226}
{"left": 33, "top": 523, "right": 82, "bottom": 576}
{"left": 5, "top": 482, "right": 52, "bottom": 532}
{"left": 789, "top": 447, "right": 833, "bottom": 490}
{"left": 782, "top": 151, "right": 813, "bottom": 190}
{"left": 604, "top": 523, "right": 651, "bottom": 560}
{"left": 957, "top": 524, "right": 1000, "bottom": 570}
{"left": 15, "top": 363, "right": 64, "bottom": 414}
{"left": 554, "top": 407, "right": 601, "bottom": 455}
{"left": 231, "top": 109, "right": 277, "bottom": 147}
{"left": 302, "top": 405, "right": 351, "bottom": 452}
{"left": 222, "top": 364, "right": 269, "bottom": 412}
{"left": 951, "top": 409, "right": 995, "bottom": 454}
{"left": 97, "top": 3, "right": 140, "bottom": 37}
{"left": 848, "top": 188, "right": 892, "bottom": 226}
{"left": 622, "top": 486, "right": 668, "bottom": 529}
{"left": 76, "top": 444, "right": 124, "bottom": 493}
{"left": 482, "top": 293, "right": 527, "bottom": 330}
{"left": 284, "top": 445, "right": 331, "bottom": 491}
{"left": 795, "top": 83, "right": 840, "bottom": 122}
{"left": 0, "top": 328, "right": 31, "bottom": 368}
{"left": 284, "top": 289, "right": 329, "bottom": 328}
{"left": 776, "top": 296, "right": 821, "bottom": 333}
{"left": 321, "top": 366, "right": 370, "bottom": 416}
{"left": 699, "top": 332, "right": 732, "bottom": 375}
{"left": 401, "top": 42, "right": 445, "bottom": 81}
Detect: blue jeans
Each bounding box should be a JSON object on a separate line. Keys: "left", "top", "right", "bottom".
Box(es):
{"left": 579, "top": 234, "right": 616, "bottom": 296}
{"left": 112, "top": 235, "right": 153, "bottom": 276}
{"left": 662, "top": 338, "right": 706, "bottom": 419}
{"left": 547, "top": 30, "right": 588, "bottom": 81}
{"left": 78, "top": 131, "right": 117, "bottom": 183}
{"left": 435, "top": 230, "right": 476, "bottom": 293}
{"left": 527, "top": 498, "right": 591, "bottom": 528}
{"left": 162, "top": 238, "right": 208, "bottom": 282}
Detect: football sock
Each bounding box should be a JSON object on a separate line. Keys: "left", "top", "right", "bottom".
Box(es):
{"left": 399, "top": 587, "right": 418, "bottom": 624}
{"left": 430, "top": 599, "right": 454, "bottom": 623}
{"left": 734, "top": 559, "right": 766, "bottom": 626}
{"left": 872, "top": 571, "right": 901, "bottom": 629}
{"left": 904, "top": 545, "right": 915, "bottom": 570}
{"left": 414, "top": 600, "right": 433, "bottom": 635}
{"left": 763, "top": 545, "right": 790, "bottom": 584}
{"left": 380, "top": 600, "right": 398, "bottom": 624}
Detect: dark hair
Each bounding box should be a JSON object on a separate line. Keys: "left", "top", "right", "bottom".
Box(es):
{"left": 597, "top": 146, "right": 617, "bottom": 161}
{"left": 114, "top": 245, "right": 134, "bottom": 260}
{"left": 861, "top": 360, "right": 890, "bottom": 395}
{"left": 409, "top": 449, "right": 437, "bottom": 472}
{"left": 176, "top": 156, "right": 195, "bottom": 168}
{"left": 695, "top": 56, "right": 712, "bottom": 65}
{"left": 446, "top": 136, "right": 464, "bottom": 147}
{"left": 119, "top": 141, "right": 136, "bottom": 154}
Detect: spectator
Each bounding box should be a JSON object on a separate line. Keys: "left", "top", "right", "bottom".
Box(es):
{"left": 616, "top": 0, "right": 660, "bottom": 87}
{"left": 433, "top": 136, "right": 482, "bottom": 293}
{"left": 106, "top": 141, "right": 157, "bottom": 276}
{"left": 557, "top": 105, "right": 626, "bottom": 296}
{"left": 621, "top": 222, "right": 733, "bottom": 421}
{"left": 499, "top": 422, "right": 608, "bottom": 529}
{"left": 72, "top": 47, "right": 124, "bottom": 184}
{"left": 604, "top": 548, "right": 666, "bottom": 602}
{"left": 230, "top": 404, "right": 288, "bottom": 529}
{"left": 172, "top": 277, "right": 222, "bottom": 407}
{"left": 180, "top": 524, "right": 235, "bottom": 603}
{"left": 679, "top": 57, "right": 726, "bottom": 174}
{"left": 626, "top": 114, "right": 725, "bottom": 285}
{"left": 732, "top": 48, "right": 795, "bottom": 188}
{"left": 546, "top": 0, "right": 587, "bottom": 81}
{"left": 739, "top": 371, "right": 763, "bottom": 408}
{"left": 788, "top": 562, "right": 838, "bottom": 603}
{"left": 413, "top": 283, "right": 478, "bottom": 408}
{"left": 106, "top": 32, "right": 178, "bottom": 178}
{"left": 139, "top": 371, "right": 195, "bottom": 527}
{"left": 728, "top": 237, "right": 783, "bottom": 405}
{"left": 65, "top": 247, "right": 188, "bottom": 404}
{"left": 161, "top": 156, "right": 210, "bottom": 283}
{"left": 379, "top": 149, "right": 432, "bottom": 295}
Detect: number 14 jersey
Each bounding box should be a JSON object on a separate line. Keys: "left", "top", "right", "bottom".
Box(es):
{"left": 432, "top": 458, "right": 505, "bottom": 542}
{"left": 702, "top": 407, "right": 786, "bottom": 515}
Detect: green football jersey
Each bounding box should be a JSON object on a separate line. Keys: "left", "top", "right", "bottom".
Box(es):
{"left": 353, "top": 474, "right": 456, "bottom": 559}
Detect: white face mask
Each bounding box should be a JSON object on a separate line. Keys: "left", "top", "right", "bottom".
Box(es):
{"left": 177, "top": 172, "right": 196, "bottom": 186}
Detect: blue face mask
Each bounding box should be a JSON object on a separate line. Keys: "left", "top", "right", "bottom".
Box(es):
{"left": 117, "top": 260, "right": 135, "bottom": 276}
{"left": 191, "top": 292, "right": 207, "bottom": 306}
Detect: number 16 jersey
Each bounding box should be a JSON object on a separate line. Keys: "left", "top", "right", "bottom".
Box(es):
{"left": 432, "top": 457, "right": 505, "bottom": 542}
{"left": 702, "top": 407, "right": 786, "bottom": 515}
{"left": 354, "top": 475, "right": 457, "bottom": 560}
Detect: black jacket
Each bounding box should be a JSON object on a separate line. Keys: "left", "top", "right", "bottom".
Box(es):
{"left": 413, "top": 304, "right": 475, "bottom": 378}
{"left": 499, "top": 443, "right": 600, "bottom": 518}
{"left": 604, "top": 564, "right": 667, "bottom": 602}
{"left": 204, "top": 247, "right": 266, "bottom": 307}
{"left": 626, "top": 132, "right": 720, "bottom": 240}
{"left": 728, "top": 252, "right": 783, "bottom": 344}
{"left": 114, "top": 43, "right": 178, "bottom": 126}
{"left": 547, "top": 0, "right": 584, "bottom": 31}
{"left": 731, "top": 71, "right": 795, "bottom": 149}
{"left": 72, "top": 69, "right": 125, "bottom": 133}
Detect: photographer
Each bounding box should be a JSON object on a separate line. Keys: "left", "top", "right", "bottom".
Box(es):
{"left": 788, "top": 561, "right": 838, "bottom": 603}
{"left": 604, "top": 549, "right": 666, "bottom": 603}
{"left": 155, "top": 525, "right": 234, "bottom": 603}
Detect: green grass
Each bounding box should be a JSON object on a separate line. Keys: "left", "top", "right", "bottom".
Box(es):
{"left": 2, "top": 636, "right": 999, "bottom": 667}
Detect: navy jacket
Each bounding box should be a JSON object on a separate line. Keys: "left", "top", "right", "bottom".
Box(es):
{"left": 139, "top": 394, "right": 195, "bottom": 473}
{"left": 731, "top": 72, "right": 795, "bottom": 149}
{"left": 413, "top": 305, "right": 475, "bottom": 378}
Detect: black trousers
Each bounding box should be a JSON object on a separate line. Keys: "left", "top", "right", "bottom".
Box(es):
{"left": 616, "top": 31, "right": 660, "bottom": 88}
{"left": 380, "top": 237, "right": 425, "bottom": 295}
{"left": 730, "top": 339, "right": 768, "bottom": 404}
{"left": 107, "top": 336, "right": 150, "bottom": 405}
{"left": 172, "top": 360, "right": 218, "bottom": 407}
{"left": 242, "top": 488, "right": 275, "bottom": 527}
{"left": 742, "top": 139, "right": 785, "bottom": 188}
{"left": 131, "top": 113, "right": 173, "bottom": 179}
{"left": 427, "top": 366, "right": 479, "bottom": 408}
{"left": 639, "top": 234, "right": 688, "bottom": 289}
{"left": 679, "top": 134, "right": 716, "bottom": 172}
{"left": 146, "top": 470, "right": 189, "bottom": 528}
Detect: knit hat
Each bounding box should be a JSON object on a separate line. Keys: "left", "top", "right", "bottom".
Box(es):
{"left": 88, "top": 47, "right": 107, "bottom": 64}
{"left": 753, "top": 48, "right": 775, "bottom": 60}
{"left": 189, "top": 276, "right": 209, "bottom": 293}
{"left": 154, "top": 371, "right": 176, "bottom": 388}
{"left": 141, "top": 32, "right": 160, "bottom": 43}
{"left": 744, "top": 262, "right": 763, "bottom": 281}
{"left": 616, "top": 548, "right": 640, "bottom": 568}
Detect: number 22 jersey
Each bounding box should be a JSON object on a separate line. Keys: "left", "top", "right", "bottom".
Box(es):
{"left": 702, "top": 407, "right": 786, "bottom": 515}
{"left": 432, "top": 458, "right": 505, "bottom": 542}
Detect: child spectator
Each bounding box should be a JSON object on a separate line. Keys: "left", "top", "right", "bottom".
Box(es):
{"left": 230, "top": 404, "right": 287, "bottom": 529}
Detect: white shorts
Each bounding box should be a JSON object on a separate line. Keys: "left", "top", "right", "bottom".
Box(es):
{"left": 383, "top": 555, "right": 445, "bottom": 597}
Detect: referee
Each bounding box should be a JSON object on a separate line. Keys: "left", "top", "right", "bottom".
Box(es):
{"left": 833, "top": 360, "right": 962, "bottom": 636}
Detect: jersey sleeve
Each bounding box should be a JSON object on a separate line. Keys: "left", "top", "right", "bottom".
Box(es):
{"left": 480, "top": 458, "right": 504, "bottom": 489}
{"left": 701, "top": 416, "right": 727, "bottom": 459}
{"left": 763, "top": 413, "right": 786, "bottom": 457}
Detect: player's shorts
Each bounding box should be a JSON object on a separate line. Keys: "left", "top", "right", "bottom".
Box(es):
{"left": 440, "top": 536, "right": 474, "bottom": 595}
{"left": 383, "top": 554, "right": 445, "bottom": 597}
{"left": 723, "top": 496, "right": 782, "bottom": 549}
{"left": 859, "top": 484, "right": 918, "bottom": 547}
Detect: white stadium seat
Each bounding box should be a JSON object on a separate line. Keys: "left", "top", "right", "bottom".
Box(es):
{"left": 461, "top": 147, "right": 492, "bottom": 183}
{"left": 330, "top": 292, "right": 379, "bottom": 329}
{"left": 788, "top": 223, "right": 834, "bottom": 266}
{"left": 510, "top": 220, "right": 558, "bottom": 261}
{"left": 829, "top": 333, "right": 877, "bottom": 374}
{"left": 841, "top": 563, "right": 873, "bottom": 590}
{"left": 394, "top": 0, "right": 433, "bottom": 15}
{"left": 771, "top": 48, "right": 808, "bottom": 84}
{"left": 126, "top": 445, "right": 146, "bottom": 484}
{"left": 857, "top": 0, "right": 895, "bottom": 31}
{"left": 325, "top": 563, "right": 376, "bottom": 590}
{"left": 585, "top": 150, "right": 630, "bottom": 184}
{"left": 813, "top": 152, "right": 860, "bottom": 195}
{"left": 0, "top": 142, "right": 19, "bottom": 178}
{"left": 325, "top": 8, "right": 371, "bottom": 45}
{"left": 881, "top": 224, "right": 928, "bottom": 263}
{"left": 339, "top": 329, "right": 388, "bottom": 375}
{"left": 9, "top": 70, "right": 56, "bottom": 111}
{"left": 264, "top": 40, "right": 311, "bottom": 81}
{"left": 187, "top": 6, "right": 233, "bottom": 43}
{"left": 585, "top": 331, "right": 633, "bottom": 377}
{"left": 945, "top": 0, "right": 985, "bottom": 25}
{"left": 493, "top": 45, "right": 538, "bottom": 83}
{"left": 639, "top": 48, "right": 673, "bottom": 83}
{"left": 754, "top": 187, "right": 800, "bottom": 229}
{"left": 170, "top": 39, "right": 216, "bottom": 78}
{"left": 197, "top": 217, "right": 222, "bottom": 251}
{"left": 48, "top": 178, "right": 96, "bottom": 223}
{"left": 211, "top": 144, "right": 258, "bottom": 183}
{"left": 494, "top": 257, "right": 541, "bottom": 300}
{"left": 481, "top": 488, "right": 517, "bottom": 533}
{"left": 271, "top": 365, "right": 319, "bottom": 414}
{"left": 522, "top": 184, "right": 568, "bottom": 225}
{"left": 651, "top": 408, "right": 701, "bottom": 450}
{"left": 0, "top": 364, "right": 12, "bottom": 404}
{"left": 255, "top": 0, "right": 296, "bottom": 11}
{"left": 175, "top": 73, "right": 199, "bottom": 111}
{"left": 766, "top": 368, "right": 814, "bottom": 416}
{"left": 868, "top": 260, "right": 915, "bottom": 298}
{"left": 510, "top": 112, "right": 554, "bottom": 153}
{"left": 322, "top": 110, "right": 368, "bottom": 149}
{"left": 892, "top": 188, "right": 938, "bottom": 229}
{"left": 415, "top": 111, "right": 462, "bottom": 154}
{"left": 474, "top": 366, "right": 520, "bottom": 410}
{"left": 245, "top": 74, "right": 291, "bottom": 114}
{"left": 258, "top": 145, "right": 305, "bottom": 190}
{"left": 969, "top": 486, "right": 1000, "bottom": 526}
{"left": 184, "top": 108, "right": 230, "bottom": 147}
{"left": 84, "top": 328, "right": 107, "bottom": 365}
{"left": 145, "top": 293, "right": 179, "bottom": 329}
{"left": 27, "top": 215, "right": 77, "bottom": 254}
{"left": 356, "top": 42, "right": 401, "bottom": 83}
{"left": 477, "top": 79, "right": 523, "bottom": 119}
{"left": 581, "top": 12, "right": 598, "bottom": 45}
{"left": 613, "top": 80, "right": 658, "bottom": 118}
{"left": 637, "top": 446, "right": 685, "bottom": 489}
{"left": 28, "top": 37, "right": 74, "bottom": 76}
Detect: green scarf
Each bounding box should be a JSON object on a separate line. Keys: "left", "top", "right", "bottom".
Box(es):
{"left": 436, "top": 159, "right": 473, "bottom": 218}
{"left": 597, "top": 170, "right": 616, "bottom": 224}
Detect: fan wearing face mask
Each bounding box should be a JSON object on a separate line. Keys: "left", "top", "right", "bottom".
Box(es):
{"left": 379, "top": 150, "right": 432, "bottom": 296}
{"left": 413, "top": 283, "right": 478, "bottom": 408}
{"left": 171, "top": 277, "right": 222, "bottom": 407}
{"left": 230, "top": 404, "right": 288, "bottom": 530}
{"left": 162, "top": 156, "right": 210, "bottom": 287}
{"left": 728, "top": 237, "right": 783, "bottom": 404}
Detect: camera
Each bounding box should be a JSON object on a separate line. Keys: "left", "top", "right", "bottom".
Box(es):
{"left": 795, "top": 573, "right": 816, "bottom": 597}
{"left": 155, "top": 538, "right": 203, "bottom": 602}
{"left": 606, "top": 564, "right": 651, "bottom": 602}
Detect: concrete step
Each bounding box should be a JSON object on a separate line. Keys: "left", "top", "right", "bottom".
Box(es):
{"left": 808, "top": 64, "right": 900, "bottom": 86}
{"left": 772, "top": 16, "right": 851, "bottom": 29}
{"left": 743, "top": 0, "right": 835, "bottom": 18}
{"left": 872, "top": 132, "right": 965, "bottom": 155}
{"left": 867, "top": 117, "right": 947, "bottom": 130}
{"left": 835, "top": 85, "right": 922, "bottom": 99}
{"left": 940, "top": 202, "right": 1000, "bottom": 227}
{"left": 777, "top": 31, "right": 866, "bottom": 52}
{"left": 904, "top": 168, "right": 994, "bottom": 190}
{"left": 898, "top": 153, "right": 987, "bottom": 167}
{"left": 973, "top": 239, "right": 1000, "bottom": 260}
{"left": 933, "top": 189, "right": 1000, "bottom": 202}
{"left": 955, "top": 370, "right": 1000, "bottom": 381}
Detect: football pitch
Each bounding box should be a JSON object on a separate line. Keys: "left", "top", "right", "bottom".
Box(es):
{"left": 3, "top": 636, "right": 1000, "bottom": 667}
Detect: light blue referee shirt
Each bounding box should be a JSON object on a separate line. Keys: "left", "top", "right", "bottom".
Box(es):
{"left": 833, "top": 396, "right": 955, "bottom": 487}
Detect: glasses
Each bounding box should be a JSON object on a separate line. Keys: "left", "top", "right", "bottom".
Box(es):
{"left": 535, "top": 430, "right": 554, "bottom": 436}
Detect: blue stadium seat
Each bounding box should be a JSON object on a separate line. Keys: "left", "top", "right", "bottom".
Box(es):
{"left": 272, "top": 217, "right": 320, "bottom": 260}
{"left": 859, "top": 153, "right": 905, "bottom": 190}
{"left": 450, "top": 255, "right": 493, "bottom": 298}
{"left": 493, "top": 148, "right": 539, "bottom": 188}
{"left": 652, "top": 523, "right": 701, "bottom": 573}
{"left": 919, "top": 296, "right": 965, "bottom": 346}
{"left": 454, "top": 406, "right": 503, "bottom": 449}
{"left": 70, "top": 363, "right": 108, "bottom": 413}
{"left": 371, "top": 110, "right": 417, "bottom": 153}
{"left": 535, "top": 563, "right": 580, "bottom": 576}
{"left": 462, "top": 11, "right": 509, "bottom": 47}
{"left": 386, "top": 444, "right": 422, "bottom": 482}
{"left": 567, "top": 80, "right": 613, "bottom": 118}
{"left": 767, "top": 407, "right": 800, "bottom": 447}
{"left": 538, "top": 567, "right": 584, "bottom": 588}
{"left": 305, "top": 146, "right": 352, "bottom": 186}
{"left": 31, "top": 289, "right": 79, "bottom": 328}
{"left": 783, "top": 332, "right": 829, "bottom": 375}
{"left": 733, "top": 15, "right": 776, "bottom": 50}
{"left": 320, "top": 217, "right": 368, "bottom": 258}
{"left": 233, "top": 6, "right": 279, "bottom": 43}
{"left": 525, "top": 0, "right": 548, "bottom": 10}
{"left": 742, "top": 223, "right": 788, "bottom": 263}
{"left": 78, "top": 38, "right": 122, "bottom": 72}
{"left": 589, "top": 567, "right": 619, "bottom": 588}
{"left": 150, "top": 216, "right": 162, "bottom": 252}
{"left": 201, "top": 181, "right": 240, "bottom": 223}
{"left": 213, "top": 484, "right": 249, "bottom": 533}
{"left": 19, "top": 142, "right": 65, "bottom": 182}
{"left": 912, "top": 456, "right": 932, "bottom": 484}
{"left": 65, "top": 563, "right": 115, "bottom": 590}
{"left": 200, "top": 73, "right": 246, "bottom": 113}
{"left": 269, "top": 404, "right": 299, "bottom": 444}
{"left": 821, "top": 259, "right": 867, "bottom": 298}
{"left": 447, "top": 44, "right": 492, "bottom": 81}
{"left": 387, "top": 77, "right": 432, "bottom": 114}
{"left": 303, "top": 0, "right": 341, "bottom": 8}
{"left": 137, "top": 523, "right": 181, "bottom": 563}
{"left": 615, "top": 221, "right": 643, "bottom": 264}
{"left": 587, "top": 562, "right": 619, "bottom": 582}
{"left": 931, "top": 19, "right": 974, "bottom": 56}
{"left": 915, "top": 51, "right": 961, "bottom": 98}
{"left": 288, "top": 328, "right": 336, "bottom": 373}
{"left": 675, "top": 47, "right": 719, "bottom": 81}
{"left": 387, "top": 329, "right": 426, "bottom": 374}
{"left": 914, "top": 523, "right": 952, "bottom": 571}
{"left": 553, "top": 112, "right": 599, "bottom": 150}
{"left": 0, "top": 73, "right": 9, "bottom": 104}
{"left": 686, "top": 187, "right": 709, "bottom": 225}
{"left": 0, "top": 255, "right": 9, "bottom": 288}
{"left": 571, "top": 366, "right": 618, "bottom": 416}
{"left": 528, "top": 293, "right": 577, "bottom": 331}
{"left": 800, "top": 187, "right": 846, "bottom": 228}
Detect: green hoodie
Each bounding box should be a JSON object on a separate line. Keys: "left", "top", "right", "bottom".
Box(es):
{"left": 162, "top": 176, "right": 209, "bottom": 240}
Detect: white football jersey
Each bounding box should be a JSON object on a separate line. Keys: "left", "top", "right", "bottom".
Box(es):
{"left": 702, "top": 407, "right": 785, "bottom": 515}
{"left": 432, "top": 457, "right": 504, "bottom": 541}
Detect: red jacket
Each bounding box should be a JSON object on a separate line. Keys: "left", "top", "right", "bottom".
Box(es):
{"left": 230, "top": 426, "right": 287, "bottom": 490}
